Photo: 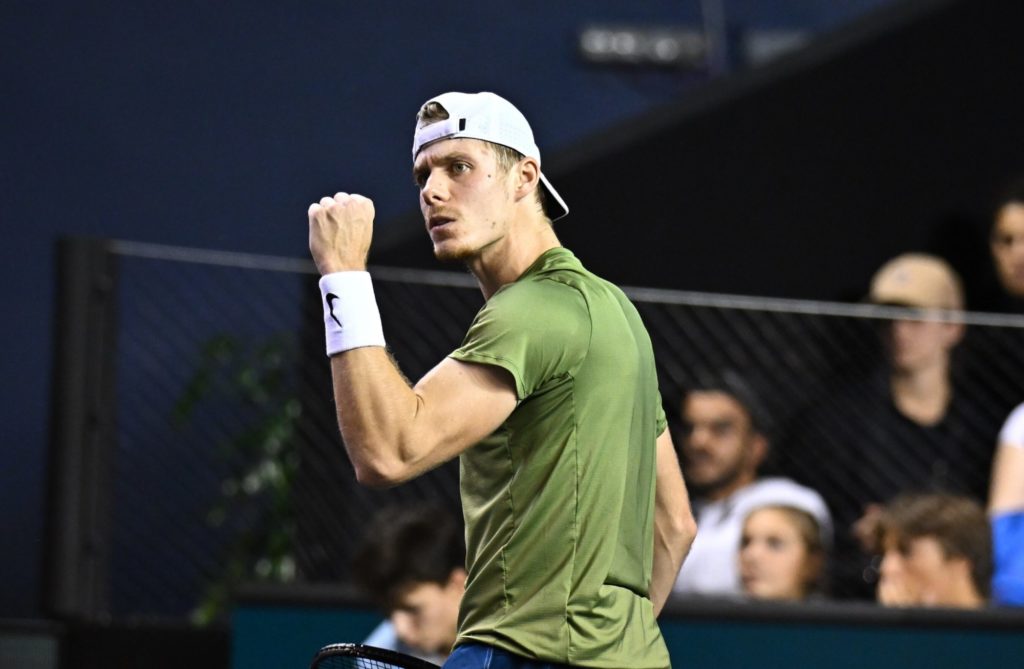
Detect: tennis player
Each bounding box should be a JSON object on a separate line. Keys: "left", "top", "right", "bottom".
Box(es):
{"left": 308, "top": 91, "right": 695, "bottom": 669}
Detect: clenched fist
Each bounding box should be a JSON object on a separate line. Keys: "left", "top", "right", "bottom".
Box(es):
{"left": 308, "top": 192, "right": 375, "bottom": 276}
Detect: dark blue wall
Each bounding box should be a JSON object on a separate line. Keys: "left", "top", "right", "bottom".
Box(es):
{"left": 1, "top": 0, "right": 893, "bottom": 617}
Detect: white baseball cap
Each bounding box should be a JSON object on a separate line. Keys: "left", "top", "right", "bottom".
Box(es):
{"left": 412, "top": 91, "right": 569, "bottom": 221}
{"left": 869, "top": 253, "right": 964, "bottom": 310}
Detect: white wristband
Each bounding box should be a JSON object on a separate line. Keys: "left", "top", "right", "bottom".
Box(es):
{"left": 318, "top": 271, "right": 386, "bottom": 356}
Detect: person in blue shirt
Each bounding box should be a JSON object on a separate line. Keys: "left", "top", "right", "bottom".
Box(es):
{"left": 989, "top": 402, "right": 1024, "bottom": 606}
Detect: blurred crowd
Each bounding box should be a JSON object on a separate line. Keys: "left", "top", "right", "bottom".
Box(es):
{"left": 672, "top": 174, "right": 1024, "bottom": 609}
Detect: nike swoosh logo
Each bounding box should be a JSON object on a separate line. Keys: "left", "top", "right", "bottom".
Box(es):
{"left": 325, "top": 293, "right": 342, "bottom": 328}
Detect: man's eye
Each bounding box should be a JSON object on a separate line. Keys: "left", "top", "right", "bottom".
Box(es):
{"left": 452, "top": 162, "right": 470, "bottom": 174}
{"left": 709, "top": 420, "right": 735, "bottom": 436}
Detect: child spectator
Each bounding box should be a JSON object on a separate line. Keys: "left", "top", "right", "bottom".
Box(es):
{"left": 739, "top": 504, "right": 827, "bottom": 601}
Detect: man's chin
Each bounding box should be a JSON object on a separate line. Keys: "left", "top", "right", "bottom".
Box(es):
{"left": 432, "top": 243, "right": 470, "bottom": 264}
{"left": 687, "top": 480, "right": 716, "bottom": 498}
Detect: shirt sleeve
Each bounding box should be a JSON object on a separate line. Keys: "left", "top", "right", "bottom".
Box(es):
{"left": 1000, "top": 403, "right": 1024, "bottom": 449}
{"left": 363, "top": 619, "right": 399, "bottom": 650}
{"left": 450, "top": 279, "right": 590, "bottom": 401}
{"left": 656, "top": 398, "right": 667, "bottom": 436}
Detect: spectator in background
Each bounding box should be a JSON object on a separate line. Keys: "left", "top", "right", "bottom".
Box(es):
{"left": 780, "top": 253, "right": 1002, "bottom": 599}
{"left": 985, "top": 177, "right": 1024, "bottom": 312}
{"left": 672, "top": 370, "right": 832, "bottom": 598}
{"left": 988, "top": 402, "right": 1024, "bottom": 606}
{"left": 874, "top": 493, "right": 991, "bottom": 609}
{"left": 739, "top": 504, "right": 828, "bottom": 602}
{"left": 351, "top": 504, "right": 465, "bottom": 665}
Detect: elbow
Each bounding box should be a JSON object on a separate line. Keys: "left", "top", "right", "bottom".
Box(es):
{"left": 351, "top": 453, "right": 417, "bottom": 488}
{"left": 679, "top": 513, "right": 698, "bottom": 549}
{"left": 345, "top": 427, "right": 433, "bottom": 487}
{"left": 352, "top": 464, "right": 396, "bottom": 488}
{"left": 665, "top": 508, "right": 697, "bottom": 552}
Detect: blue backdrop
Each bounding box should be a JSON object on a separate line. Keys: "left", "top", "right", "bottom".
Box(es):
{"left": 1, "top": 0, "right": 892, "bottom": 617}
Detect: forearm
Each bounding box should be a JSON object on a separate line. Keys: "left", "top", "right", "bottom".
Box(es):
{"left": 650, "top": 430, "right": 696, "bottom": 616}
{"left": 330, "top": 347, "right": 429, "bottom": 486}
{"left": 650, "top": 501, "right": 695, "bottom": 615}
{"left": 308, "top": 194, "right": 464, "bottom": 484}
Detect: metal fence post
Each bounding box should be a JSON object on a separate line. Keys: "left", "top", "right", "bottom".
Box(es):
{"left": 42, "top": 237, "right": 120, "bottom": 621}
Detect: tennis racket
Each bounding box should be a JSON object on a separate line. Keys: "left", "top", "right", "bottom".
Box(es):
{"left": 310, "top": 643, "right": 442, "bottom": 669}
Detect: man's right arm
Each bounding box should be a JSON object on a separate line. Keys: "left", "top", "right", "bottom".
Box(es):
{"left": 308, "top": 192, "right": 518, "bottom": 486}
{"left": 328, "top": 349, "right": 517, "bottom": 486}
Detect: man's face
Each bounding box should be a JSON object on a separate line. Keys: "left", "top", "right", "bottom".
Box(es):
{"left": 680, "top": 391, "right": 763, "bottom": 497}
{"left": 882, "top": 317, "right": 962, "bottom": 374}
{"left": 878, "top": 533, "right": 965, "bottom": 607}
{"left": 992, "top": 203, "right": 1024, "bottom": 298}
{"left": 413, "top": 138, "right": 517, "bottom": 263}
{"left": 388, "top": 570, "right": 464, "bottom": 656}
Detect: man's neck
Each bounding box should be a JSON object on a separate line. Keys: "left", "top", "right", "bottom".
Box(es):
{"left": 701, "top": 472, "right": 758, "bottom": 503}
{"left": 890, "top": 363, "right": 951, "bottom": 426}
{"left": 468, "top": 215, "right": 561, "bottom": 299}
{"left": 941, "top": 578, "right": 986, "bottom": 609}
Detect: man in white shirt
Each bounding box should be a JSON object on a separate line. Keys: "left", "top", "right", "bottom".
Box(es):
{"left": 673, "top": 370, "right": 832, "bottom": 596}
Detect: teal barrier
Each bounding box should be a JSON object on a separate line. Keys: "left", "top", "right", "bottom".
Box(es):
{"left": 233, "top": 585, "right": 1024, "bottom": 669}
{"left": 232, "top": 603, "right": 379, "bottom": 669}
{"left": 660, "top": 615, "right": 1024, "bottom": 668}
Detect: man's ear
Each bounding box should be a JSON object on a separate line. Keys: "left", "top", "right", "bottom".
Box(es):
{"left": 514, "top": 157, "right": 541, "bottom": 203}
{"left": 943, "top": 321, "right": 966, "bottom": 348}
{"left": 749, "top": 432, "right": 769, "bottom": 470}
{"left": 946, "top": 554, "right": 973, "bottom": 584}
{"left": 448, "top": 567, "right": 468, "bottom": 591}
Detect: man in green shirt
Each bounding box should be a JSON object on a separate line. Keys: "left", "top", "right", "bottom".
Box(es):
{"left": 307, "top": 91, "right": 695, "bottom": 668}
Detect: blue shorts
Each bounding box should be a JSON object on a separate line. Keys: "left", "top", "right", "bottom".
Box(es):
{"left": 443, "top": 643, "right": 573, "bottom": 669}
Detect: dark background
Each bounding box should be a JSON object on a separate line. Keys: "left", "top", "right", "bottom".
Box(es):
{"left": 5, "top": 0, "right": 1022, "bottom": 619}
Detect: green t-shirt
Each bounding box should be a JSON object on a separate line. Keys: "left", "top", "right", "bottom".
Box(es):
{"left": 450, "top": 248, "right": 670, "bottom": 669}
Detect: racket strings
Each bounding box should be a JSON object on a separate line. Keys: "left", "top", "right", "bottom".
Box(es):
{"left": 311, "top": 644, "right": 441, "bottom": 669}
{"left": 316, "top": 656, "right": 405, "bottom": 669}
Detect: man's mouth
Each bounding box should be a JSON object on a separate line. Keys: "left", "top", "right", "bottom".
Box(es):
{"left": 428, "top": 214, "right": 455, "bottom": 230}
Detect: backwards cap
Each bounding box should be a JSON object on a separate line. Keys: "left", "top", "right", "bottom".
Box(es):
{"left": 412, "top": 91, "right": 569, "bottom": 221}
{"left": 869, "top": 253, "right": 964, "bottom": 311}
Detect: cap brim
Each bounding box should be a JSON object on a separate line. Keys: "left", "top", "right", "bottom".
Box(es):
{"left": 539, "top": 173, "right": 569, "bottom": 221}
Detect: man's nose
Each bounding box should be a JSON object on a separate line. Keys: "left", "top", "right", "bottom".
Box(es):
{"left": 688, "top": 425, "right": 713, "bottom": 447}
{"left": 890, "top": 319, "right": 916, "bottom": 338}
{"left": 421, "top": 172, "right": 448, "bottom": 204}
{"left": 879, "top": 550, "right": 899, "bottom": 577}
{"left": 392, "top": 612, "right": 418, "bottom": 645}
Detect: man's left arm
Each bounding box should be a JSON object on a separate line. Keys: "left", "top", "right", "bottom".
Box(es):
{"left": 650, "top": 428, "right": 696, "bottom": 616}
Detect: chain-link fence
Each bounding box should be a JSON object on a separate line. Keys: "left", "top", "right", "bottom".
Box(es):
{"left": 48, "top": 239, "right": 1024, "bottom": 622}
